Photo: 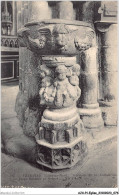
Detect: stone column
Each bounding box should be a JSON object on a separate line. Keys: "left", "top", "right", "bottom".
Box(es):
{"left": 17, "top": 19, "right": 95, "bottom": 169}
{"left": 15, "top": 2, "right": 26, "bottom": 127}
{"left": 17, "top": 2, "right": 22, "bottom": 30}
{"left": 24, "top": 2, "right": 28, "bottom": 24}
{"left": 79, "top": 46, "right": 103, "bottom": 129}
{"left": 28, "top": 1, "right": 51, "bottom": 21}
{"left": 15, "top": 1, "right": 52, "bottom": 136}
{"left": 16, "top": 1, "right": 22, "bottom": 90}
{"left": 57, "top": 1, "right": 75, "bottom": 20}
{"left": 96, "top": 24, "right": 118, "bottom": 126}
{"left": 78, "top": 1, "right": 103, "bottom": 129}
{"left": 11, "top": 1, "right": 17, "bottom": 35}
{"left": 81, "top": 1, "right": 95, "bottom": 23}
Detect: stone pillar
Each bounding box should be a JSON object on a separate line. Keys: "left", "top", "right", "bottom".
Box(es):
{"left": 15, "top": 1, "right": 52, "bottom": 136}
{"left": 28, "top": 1, "right": 51, "bottom": 21}
{"left": 79, "top": 47, "right": 103, "bottom": 129}
{"left": 96, "top": 24, "right": 118, "bottom": 126}
{"left": 57, "top": 1, "right": 75, "bottom": 20}
{"left": 17, "top": 2, "right": 22, "bottom": 30}
{"left": 17, "top": 19, "right": 95, "bottom": 169}
{"left": 81, "top": 1, "right": 95, "bottom": 23}
{"left": 24, "top": 2, "right": 28, "bottom": 24}
{"left": 15, "top": 2, "right": 27, "bottom": 127}
{"left": 16, "top": 1, "right": 22, "bottom": 89}
{"left": 78, "top": 1, "right": 103, "bottom": 129}
{"left": 11, "top": 1, "right": 17, "bottom": 35}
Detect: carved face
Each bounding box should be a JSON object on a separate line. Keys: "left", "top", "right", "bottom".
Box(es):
{"left": 54, "top": 33, "right": 67, "bottom": 47}
{"left": 38, "top": 64, "right": 53, "bottom": 79}
{"left": 41, "top": 77, "right": 52, "bottom": 87}
{"left": 57, "top": 72, "right": 67, "bottom": 81}
{"left": 55, "top": 65, "right": 67, "bottom": 81}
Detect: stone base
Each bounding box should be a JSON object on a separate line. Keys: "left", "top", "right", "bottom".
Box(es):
{"left": 99, "top": 101, "right": 117, "bottom": 126}
{"left": 36, "top": 137, "right": 88, "bottom": 170}
{"left": 35, "top": 106, "right": 87, "bottom": 169}
{"left": 79, "top": 107, "right": 104, "bottom": 129}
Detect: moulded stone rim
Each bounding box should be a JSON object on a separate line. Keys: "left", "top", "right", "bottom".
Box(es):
{"left": 40, "top": 115, "right": 79, "bottom": 130}
{"left": 79, "top": 107, "right": 102, "bottom": 116}
{"left": 95, "top": 22, "right": 117, "bottom": 33}
{"left": 94, "top": 21, "right": 117, "bottom": 25}
{"left": 36, "top": 136, "right": 83, "bottom": 149}
{"left": 43, "top": 106, "right": 78, "bottom": 121}
{"left": 24, "top": 19, "right": 94, "bottom": 29}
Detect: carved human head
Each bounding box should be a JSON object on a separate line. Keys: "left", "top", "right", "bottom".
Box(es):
{"left": 53, "top": 24, "right": 69, "bottom": 47}
{"left": 38, "top": 64, "right": 52, "bottom": 78}
{"left": 55, "top": 65, "right": 67, "bottom": 80}
{"left": 41, "top": 76, "right": 53, "bottom": 87}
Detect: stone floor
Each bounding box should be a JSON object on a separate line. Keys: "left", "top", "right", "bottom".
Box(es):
{"left": 1, "top": 81, "right": 118, "bottom": 188}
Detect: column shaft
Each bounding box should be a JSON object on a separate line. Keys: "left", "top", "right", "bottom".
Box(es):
{"left": 81, "top": 1, "right": 94, "bottom": 23}
{"left": 80, "top": 47, "right": 98, "bottom": 107}
{"left": 57, "top": 1, "right": 75, "bottom": 20}
{"left": 99, "top": 24, "right": 118, "bottom": 126}
{"left": 78, "top": 1, "right": 103, "bottom": 129}
{"left": 28, "top": 1, "right": 51, "bottom": 21}
{"left": 11, "top": 2, "right": 17, "bottom": 35}
{"left": 16, "top": 1, "right": 52, "bottom": 136}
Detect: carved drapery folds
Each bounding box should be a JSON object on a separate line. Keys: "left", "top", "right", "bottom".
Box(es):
{"left": 17, "top": 19, "right": 94, "bottom": 169}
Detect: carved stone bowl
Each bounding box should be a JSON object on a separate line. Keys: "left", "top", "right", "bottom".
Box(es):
{"left": 18, "top": 19, "right": 95, "bottom": 55}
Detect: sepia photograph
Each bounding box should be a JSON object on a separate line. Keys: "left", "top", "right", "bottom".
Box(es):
{"left": 1, "top": 0, "right": 118, "bottom": 193}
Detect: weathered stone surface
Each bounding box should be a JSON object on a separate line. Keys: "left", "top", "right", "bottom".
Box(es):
{"left": 79, "top": 47, "right": 103, "bottom": 128}
{"left": 39, "top": 56, "right": 81, "bottom": 109}
{"left": 23, "top": 108, "right": 39, "bottom": 137}
{"left": 2, "top": 81, "right": 117, "bottom": 174}
{"left": 17, "top": 19, "right": 94, "bottom": 55}
{"left": 82, "top": 1, "right": 95, "bottom": 23}
{"left": 79, "top": 108, "right": 104, "bottom": 129}
{"left": 1, "top": 120, "right": 36, "bottom": 163}
{"left": 96, "top": 24, "right": 117, "bottom": 126}
{"left": 36, "top": 138, "right": 88, "bottom": 170}
{"left": 56, "top": 2, "right": 75, "bottom": 20}
{"left": 1, "top": 81, "right": 117, "bottom": 186}
{"left": 16, "top": 19, "right": 96, "bottom": 169}
{"left": 100, "top": 105, "right": 117, "bottom": 126}
{"left": 15, "top": 90, "right": 28, "bottom": 127}
{"left": 36, "top": 53, "right": 86, "bottom": 169}
{"left": 28, "top": 1, "right": 51, "bottom": 22}
{"left": 1, "top": 136, "right": 117, "bottom": 187}
{"left": 15, "top": 1, "right": 118, "bottom": 169}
